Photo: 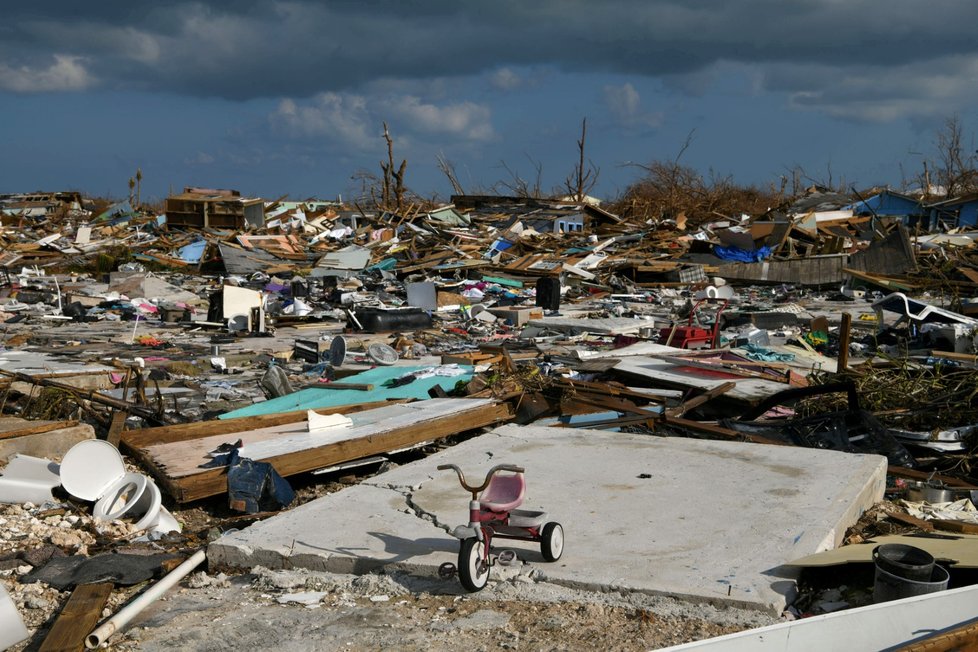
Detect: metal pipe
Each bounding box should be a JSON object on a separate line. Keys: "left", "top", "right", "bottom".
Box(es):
{"left": 86, "top": 549, "right": 206, "bottom": 649}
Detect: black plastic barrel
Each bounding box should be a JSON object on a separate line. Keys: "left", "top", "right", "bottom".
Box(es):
{"left": 873, "top": 563, "right": 949, "bottom": 603}
{"left": 351, "top": 307, "right": 433, "bottom": 332}
{"left": 873, "top": 544, "right": 935, "bottom": 582}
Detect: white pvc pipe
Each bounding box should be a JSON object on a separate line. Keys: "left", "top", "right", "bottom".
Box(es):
{"left": 86, "top": 549, "right": 206, "bottom": 649}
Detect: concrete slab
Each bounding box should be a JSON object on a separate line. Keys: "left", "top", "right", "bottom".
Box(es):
{"left": 209, "top": 424, "right": 886, "bottom": 614}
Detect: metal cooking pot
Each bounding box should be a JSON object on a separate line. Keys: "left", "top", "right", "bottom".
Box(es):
{"left": 907, "top": 481, "right": 955, "bottom": 503}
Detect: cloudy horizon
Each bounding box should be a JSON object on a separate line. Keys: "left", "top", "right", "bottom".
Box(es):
{"left": 2, "top": 1, "right": 978, "bottom": 203}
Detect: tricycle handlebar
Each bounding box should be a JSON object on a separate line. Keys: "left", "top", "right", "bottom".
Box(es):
{"left": 438, "top": 463, "right": 525, "bottom": 498}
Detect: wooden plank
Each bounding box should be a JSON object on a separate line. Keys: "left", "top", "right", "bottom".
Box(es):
{"left": 0, "top": 420, "right": 79, "bottom": 442}
{"left": 554, "top": 378, "right": 665, "bottom": 403}
{"left": 884, "top": 509, "right": 934, "bottom": 531}
{"left": 39, "top": 582, "right": 113, "bottom": 652}
{"left": 933, "top": 520, "right": 978, "bottom": 535}
{"left": 888, "top": 466, "right": 978, "bottom": 490}
{"left": 652, "top": 354, "right": 789, "bottom": 382}
{"left": 838, "top": 312, "right": 852, "bottom": 370}
{"left": 143, "top": 402, "right": 513, "bottom": 503}
{"left": 122, "top": 400, "right": 404, "bottom": 449}
{"left": 299, "top": 383, "right": 375, "bottom": 391}
{"left": 896, "top": 618, "right": 978, "bottom": 651}
{"left": 106, "top": 411, "right": 127, "bottom": 447}
{"left": 665, "top": 381, "right": 736, "bottom": 417}
{"left": 659, "top": 415, "right": 785, "bottom": 446}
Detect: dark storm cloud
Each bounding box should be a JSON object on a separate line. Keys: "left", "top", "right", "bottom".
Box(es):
{"left": 3, "top": 1, "right": 977, "bottom": 98}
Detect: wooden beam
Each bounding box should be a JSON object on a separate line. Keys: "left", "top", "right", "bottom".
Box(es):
{"left": 39, "top": 582, "right": 113, "bottom": 652}
{"left": 0, "top": 420, "right": 79, "bottom": 442}
{"left": 838, "top": 312, "right": 852, "bottom": 370}
{"left": 122, "top": 400, "right": 407, "bottom": 449}
{"left": 554, "top": 378, "right": 665, "bottom": 403}
{"left": 106, "top": 411, "right": 128, "bottom": 447}
{"left": 659, "top": 415, "right": 785, "bottom": 446}
{"left": 933, "top": 519, "right": 978, "bottom": 536}
{"left": 665, "top": 382, "right": 736, "bottom": 418}
{"left": 888, "top": 466, "right": 978, "bottom": 490}
{"left": 896, "top": 617, "right": 978, "bottom": 651}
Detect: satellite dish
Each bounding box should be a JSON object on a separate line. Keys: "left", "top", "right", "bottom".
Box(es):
{"left": 329, "top": 336, "right": 348, "bottom": 367}
{"left": 367, "top": 343, "right": 399, "bottom": 366}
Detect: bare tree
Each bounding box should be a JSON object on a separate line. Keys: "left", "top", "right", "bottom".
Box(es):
{"left": 436, "top": 152, "right": 465, "bottom": 196}
{"left": 135, "top": 168, "right": 143, "bottom": 208}
{"left": 563, "top": 118, "right": 599, "bottom": 202}
{"left": 379, "top": 122, "right": 407, "bottom": 212}
{"left": 933, "top": 115, "right": 978, "bottom": 197}
{"left": 494, "top": 155, "right": 544, "bottom": 198}
{"left": 613, "top": 130, "right": 776, "bottom": 226}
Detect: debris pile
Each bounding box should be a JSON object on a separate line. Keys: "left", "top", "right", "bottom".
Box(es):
{"left": 3, "top": 184, "right": 978, "bottom": 649}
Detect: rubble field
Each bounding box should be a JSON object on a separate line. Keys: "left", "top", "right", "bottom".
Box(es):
{"left": 2, "top": 188, "right": 978, "bottom": 650}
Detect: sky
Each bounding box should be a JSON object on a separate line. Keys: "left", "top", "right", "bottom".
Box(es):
{"left": 3, "top": 1, "right": 978, "bottom": 205}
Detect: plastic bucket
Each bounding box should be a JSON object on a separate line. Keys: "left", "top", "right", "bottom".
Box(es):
{"left": 873, "top": 563, "right": 949, "bottom": 603}
{"left": 873, "top": 544, "right": 935, "bottom": 581}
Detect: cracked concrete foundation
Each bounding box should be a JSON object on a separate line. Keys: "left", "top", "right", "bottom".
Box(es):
{"left": 208, "top": 424, "right": 886, "bottom": 614}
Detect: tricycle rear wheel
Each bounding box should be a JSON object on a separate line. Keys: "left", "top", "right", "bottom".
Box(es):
{"left": 541, "top": 522, "right": 564, "bottom": 562}
{"left": 458, "top": 537, "right": 489, "bottom": 591}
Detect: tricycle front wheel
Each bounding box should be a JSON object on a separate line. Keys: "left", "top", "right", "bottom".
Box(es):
{"left": 541, "top": 522, "right": 564, "bottom": 562}
{"left": 458, "top": 537, "right": 490, "bottom": 591}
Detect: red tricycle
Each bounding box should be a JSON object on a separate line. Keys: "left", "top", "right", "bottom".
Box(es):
{"left": 437, "top": 463, "right": 564, "bottom": 591}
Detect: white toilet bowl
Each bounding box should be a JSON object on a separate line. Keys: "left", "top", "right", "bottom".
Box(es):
{"left": 92, "top": 471, "right": 162, "bottom": 531}
{"left": 60, "top": 440, "right": 177, "bottom": 534}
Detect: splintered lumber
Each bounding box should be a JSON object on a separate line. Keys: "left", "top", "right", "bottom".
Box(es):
{"left": 0, "top": 369, "right": 167, "bottom": 425}
{"left": 664, "top": 381, "right": 736, "bottom": 417}
{"left": 38, "top": 582, "right": 113, "bottom": 652}
{"left": 127, "top": 398, "right": 513, "bottom": 503}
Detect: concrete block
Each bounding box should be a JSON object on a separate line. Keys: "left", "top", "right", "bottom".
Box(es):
{"left": 0, "top": 420, "right": 96, "bottom": 462}
{"left": 486, "top": 307, "right": 542, "bottom": 326}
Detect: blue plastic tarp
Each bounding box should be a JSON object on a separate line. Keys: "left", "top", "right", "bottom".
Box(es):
{"left": 713, "top": 245, "right": 772, "bottom": 263}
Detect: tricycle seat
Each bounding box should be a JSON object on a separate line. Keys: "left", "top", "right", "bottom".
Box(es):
{"left": 479, "top": 472, "right": 525, "bottom": 512}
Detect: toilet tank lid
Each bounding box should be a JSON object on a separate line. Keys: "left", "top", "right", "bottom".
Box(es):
{"left": 60, "top": 440, "right": 126, "bottom": 501}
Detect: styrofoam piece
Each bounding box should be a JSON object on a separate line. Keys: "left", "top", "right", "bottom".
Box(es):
{"left": 308, "top": 411, "right": 353, "bottom": 433}
{"left": 61, "top": 440, "right": 127, "bottom": 501}
{"left": 0, "top": 454, "right": 61, "bottom": 504}
{"left": 0, "top": 583, "right": 29, "bottom": 649}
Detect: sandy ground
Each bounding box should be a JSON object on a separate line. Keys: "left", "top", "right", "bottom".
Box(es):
{"left": 106, "top": 567, "right": 778, "bottom": 652}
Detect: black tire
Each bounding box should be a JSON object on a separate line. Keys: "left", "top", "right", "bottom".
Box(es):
{"left": 458, "top": 537, "right": 489, "bottom": 591}
{"left": 541, "top": 522, "right": 564, "bottom": 562}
